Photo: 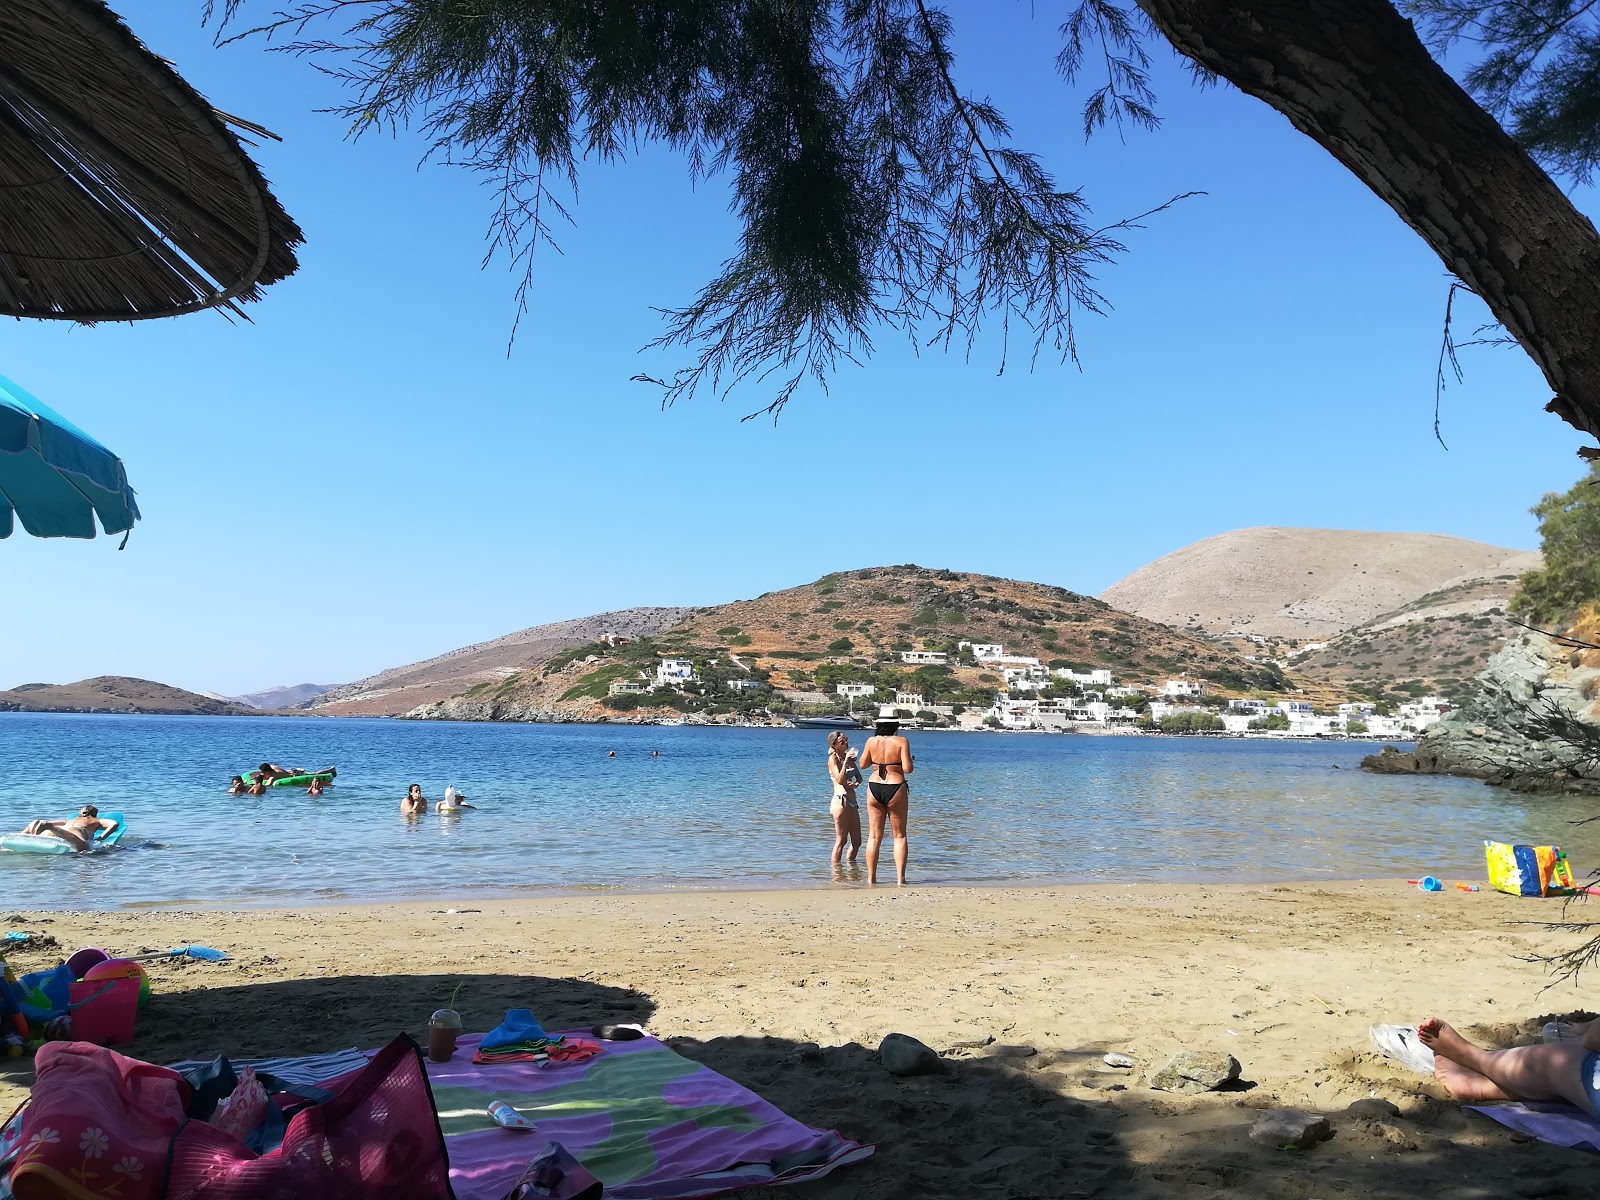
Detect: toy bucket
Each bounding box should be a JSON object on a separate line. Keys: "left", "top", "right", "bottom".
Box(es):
{"left": 68, "top": 977, "right": 138, "bottom": 1045}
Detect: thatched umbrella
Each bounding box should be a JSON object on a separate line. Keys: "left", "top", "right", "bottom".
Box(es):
{"left": 0, "top": 0, "right": 303, "bottom": 321}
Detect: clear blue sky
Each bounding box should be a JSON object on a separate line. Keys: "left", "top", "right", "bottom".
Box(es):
{"left": 4, "top": 2, "right": 1590, "bottom": 695}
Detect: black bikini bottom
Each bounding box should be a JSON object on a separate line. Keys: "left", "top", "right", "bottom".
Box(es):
{"left": 867, "top": 781, "right": 903, "bottom": 806}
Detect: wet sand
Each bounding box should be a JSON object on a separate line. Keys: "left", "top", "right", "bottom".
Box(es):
{"left": 4, "top": 880, "right": 1596, "bottom": 1199}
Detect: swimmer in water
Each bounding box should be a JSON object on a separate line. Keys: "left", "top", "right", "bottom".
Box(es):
{"left": 401, "top": 784, "right": 427, "bottom": 815}
{"left": 227, "top": 775, "right": 247, "bottom": 795}
{"left": 306, "top": 777, "right": 326, "bottom": 796}
{"left": 608, "top": 750, "right": 616, "bottom": 759}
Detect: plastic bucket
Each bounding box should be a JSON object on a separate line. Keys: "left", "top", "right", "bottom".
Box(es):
{"left": 68, "top": 978, "right": 139, "bottom": 1045}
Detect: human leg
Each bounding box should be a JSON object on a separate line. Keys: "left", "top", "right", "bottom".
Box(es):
{"left": 865, "top": 798, "right": 888, "bottom": 885}
{"left": 830, "top": 798, "right": 849, "bottom": 864}
{"left": 888, "top": 789, "right": 908, "bottom": 885}
{"left": 1420, "top": 1018, "right": 1596, "bottom": 1112}
{"left": 845, "top": 799, "right": 862, "bottom": 860}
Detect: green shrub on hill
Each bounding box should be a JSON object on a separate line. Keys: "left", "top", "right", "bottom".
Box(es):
{"left": 1512, "top": 462, "right": 1600, "bottom": 626}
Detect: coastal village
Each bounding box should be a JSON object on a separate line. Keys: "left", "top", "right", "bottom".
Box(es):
{"left": 605, "top": 638, "right": 1451, "bottom": 737}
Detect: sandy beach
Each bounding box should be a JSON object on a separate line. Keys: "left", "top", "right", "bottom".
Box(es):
{"left": 4, "top": 880, "right": 1596, "bottom": 1198}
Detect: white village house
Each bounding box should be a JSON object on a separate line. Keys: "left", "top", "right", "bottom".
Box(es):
{"left": 899, "top": 650, "right": 948, "bottom": 665}
{"left": 655, "top": 658, "right": 697, "bottom": 687}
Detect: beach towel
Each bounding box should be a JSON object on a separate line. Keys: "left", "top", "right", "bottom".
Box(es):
{"left": 430, "top": 1031, "right": 872, "bottom": 1200}
{"left": 1467, "top": 1103, "right": 1600, "bottom": 1152}
{"left": 1484, "top": 840, "right": 1577, "bottom": 897}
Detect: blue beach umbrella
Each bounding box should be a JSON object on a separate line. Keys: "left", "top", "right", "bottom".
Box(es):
{"left": 0, "top": 373, "right": 138, "bottom": 541}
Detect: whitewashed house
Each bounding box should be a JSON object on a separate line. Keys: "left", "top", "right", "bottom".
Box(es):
{"left": 1338, "top": 702, "right": 1377, "bottom": 718}
{"left": 1055, "top": 667, "right": 1114, "bottom": 687}
{"left": 960, "top": 642, "right": 1004, "bottom": 659}
{"left": 726, "top": 679, "right": 763, "bottom": 693}
{"left": 655, "top": 658, "right": 697, "bottom": 687}
{"left": 899, "top": 650, "right": 948, "bottom": 665}
{"left": 609, "top": 679, "right": 647, "bottom": 696}
{"left": 836, "top": 683, "right": 876, "bottom": 698}
{"left": 1228, "top": 698, "right": 1271, "bottom": 714}
{"left": 1163, "top": 679, "right": 1206, "bottom": 698}
{"left": 1278, "top": 700, "right": 1314, "bottom": 718}
{"left": 894, "top": 690, "right": 926, "bottom": 710}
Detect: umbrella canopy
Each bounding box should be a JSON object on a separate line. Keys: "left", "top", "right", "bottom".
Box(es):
{"left": 0, "top": 373, "right": 138, "bottom": 539}
{"left": 0, "top": 0, "right": 302, "bottom": 321}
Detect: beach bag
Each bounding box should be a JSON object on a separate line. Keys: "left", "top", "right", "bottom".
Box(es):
{"left": 1484, "top": 840, "right": 1577, "bottom": 897}
{"left": 7, "top": 1035, "right": 452, "bottom": 1200}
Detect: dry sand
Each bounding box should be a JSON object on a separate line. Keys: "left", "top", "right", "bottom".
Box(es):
{"left": 4, "top": 881, "right": 1596, "bottom": 1199}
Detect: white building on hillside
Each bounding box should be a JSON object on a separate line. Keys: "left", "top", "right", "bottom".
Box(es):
{"left": 900, "top": 650, "right": 948, "bottom": 665}
{"left": 995, "top": 695, "right": 1041, "bottom": 729}
{"left": 894, "top": 690, "right": 926, "bottom": 710}
{"left": 726, "top": 678, "right": 763, "bottom": 693}
{"left": 1163, "top": 679, "right": 1206, "bottom": 698}
{"left": 1338, "top": 702, "right": 1377, "bottom": 718}
{"left": 655, "top": 658, "right": 697, "bottom": 687}
{"left": 836, "top": 683, "right": 876, "bottom": 698}
{"left": 609, "top": 679, "right": 647, "bottom": 696}
{"left": 1055, "top": 667, "right": 1114, "bottom": 687}
{"left": 1399, "top": 696, "right": 1450, "bottom": 729}
{"left": 1228, "top": 698, "right": 1271, "bottom": 713}
{"left": 961, "top": 642, "right": 1004, "bottom": 659}
{"left": 1278, "top": 700, "right": 1314, "bottom": 718}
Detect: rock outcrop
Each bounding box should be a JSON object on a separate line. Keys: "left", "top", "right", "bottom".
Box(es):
{"left": 1360, "top": 627, "right": 1600, "bottom": 794}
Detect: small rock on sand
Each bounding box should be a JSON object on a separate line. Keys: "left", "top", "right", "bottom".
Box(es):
{"left": 1103, "top": 1053, "right": 1135, "bottom": 1069}
{"left": 1149, "top": 1049, "right": 1241, "bottom": 1094}
{"left": 879, "top": 1032, "right": 944, "bottom": 1076}
{"left": 1249, "top": 1109, "right": 1333, "bottom": 1150}
{"left": 978, "top": 1043, "right": 1036, "bottom": 1060}
{"left": 1344, "top": 1098, "right": 1400, "bottom": 1121}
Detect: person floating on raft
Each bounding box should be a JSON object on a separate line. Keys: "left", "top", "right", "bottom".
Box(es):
{"left": 238, "top": 764, "right": 338, "bottom": 790}
{"left": 15, "top": 806, "right": 120, "bottom": 853}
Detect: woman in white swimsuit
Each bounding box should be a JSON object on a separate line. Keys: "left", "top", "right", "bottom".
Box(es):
{"left": 826, "top": 731, "right": 862, "bottom": 865}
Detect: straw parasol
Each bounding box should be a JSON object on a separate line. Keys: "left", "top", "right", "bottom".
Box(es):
{"left": 0, "top": 0, "right": 303, "bottom": 322}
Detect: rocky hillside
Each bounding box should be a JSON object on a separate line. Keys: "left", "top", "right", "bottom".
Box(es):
{"left": 1101, "top": 527, "right": 1537, "bottom": 640}
{"left": 1362, "top": 610, "right": 1600, "bottom": 794}
{"left": 1289, "top": 563, "right": 1532, "bottom": 700}
{"left": 0, "top": 677, "right": 255, "bottom": 716}
{"left": 407, "top": 565, "right": 1292, "bottom": 723}
{"left": 301, "top": 607, "right": 699, "bottom": 716}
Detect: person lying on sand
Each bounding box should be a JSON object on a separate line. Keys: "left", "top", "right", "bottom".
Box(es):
{"left": 402, "top": 784, "right": 427, "bottom": 815}
{"left": 1419, "top": 1016, "right": 1600, "bottom": 1114}
{"left": 19, "top": 806, "right": 119, "bottom": 852}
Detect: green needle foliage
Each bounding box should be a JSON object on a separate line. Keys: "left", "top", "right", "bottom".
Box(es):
{"left": 1406, "top": 1, "right": 1600, "bottom": 184}
{"left": 211, "top": 0, "right": 1191, "bottom": 416}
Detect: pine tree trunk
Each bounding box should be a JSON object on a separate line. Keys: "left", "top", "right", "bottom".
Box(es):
{"left": 1137, "top": 0, "right": 1600, "bottom": 442}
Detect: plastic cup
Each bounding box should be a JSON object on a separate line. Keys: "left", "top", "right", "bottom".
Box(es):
{"left": 428, "top": 1021, "right": 459, "bottom": 1062}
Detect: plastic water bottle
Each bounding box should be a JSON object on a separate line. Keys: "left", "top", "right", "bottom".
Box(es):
{"left": 488, "top": 1100, "right": 535, "bottom": 1130}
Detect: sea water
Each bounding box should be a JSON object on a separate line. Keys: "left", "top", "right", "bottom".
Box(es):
{"left": 1, "top": 713, "right": 1596, "bottom": 910}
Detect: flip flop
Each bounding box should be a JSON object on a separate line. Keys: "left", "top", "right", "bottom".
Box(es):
{"left": 1369, "top": 1024, "right": 1436, "bottom": 1074}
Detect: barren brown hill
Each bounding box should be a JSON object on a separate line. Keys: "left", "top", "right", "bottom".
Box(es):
{"left": 1100, "top": 528, "right": 1537, "bottom": 640}
{"left": 409, "top": 566, "right": 1293, "bottom": 723}
{"left": 0, "top": 677, "right": 254, "bottom": 716}
{"left": 303, "top": 607, "right": 699, "bottom": 716}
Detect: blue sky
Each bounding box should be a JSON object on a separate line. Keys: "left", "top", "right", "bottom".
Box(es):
{"left": 4, "top": 2, "right": 1591, "bottom": 695}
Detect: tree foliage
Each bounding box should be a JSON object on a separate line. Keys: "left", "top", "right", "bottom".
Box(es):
{"left": 1510, "top": 462, "right": 1600, "bottom": 625}
{"left": 213, "top": 0, "right": 1600, "bottom": 422}
{"left": 212, "top": 0, "right": 1195, "bottom": 416}
{"left": 1406, "top": 1, "right": 1600, "bottom": 183}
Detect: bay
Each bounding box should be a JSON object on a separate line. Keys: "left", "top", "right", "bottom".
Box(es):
{"left": 0, "top": 713, "right": 1594, "bottom": 910}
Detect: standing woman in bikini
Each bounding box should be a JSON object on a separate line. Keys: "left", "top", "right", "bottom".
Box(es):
{"left": 859, "top": 717, "right": 912, "bottom": 886}
{"left": 826, "top": 731, "right": 862, "bottom": 865}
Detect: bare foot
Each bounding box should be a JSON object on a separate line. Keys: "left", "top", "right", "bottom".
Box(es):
{"left": 1417, "top": 1017, "right": 1476, "bottom": 1064}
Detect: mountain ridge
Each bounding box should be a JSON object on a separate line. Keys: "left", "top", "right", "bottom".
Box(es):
{"left": 0, "top": 677, "right": 255, "bottom": 716}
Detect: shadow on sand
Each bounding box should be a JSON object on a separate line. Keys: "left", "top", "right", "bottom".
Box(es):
{"left": 5, "top": 971, "right": 1596, "bottom": 1200}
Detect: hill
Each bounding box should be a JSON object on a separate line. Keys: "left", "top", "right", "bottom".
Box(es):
{"left": 1100, "top": 527, "right": 1537, "bottom": 640}
{"left": 406, "top": 566, "right": 1292, "bottom": 723}
{"left": 0, "top": 677, "right": 255, "bottom": 716}
{"left": 300, "top": 607, "right": 700, "bottom": 716}
{"left": 227, "top": 683, "right": 336, "bottom": 710}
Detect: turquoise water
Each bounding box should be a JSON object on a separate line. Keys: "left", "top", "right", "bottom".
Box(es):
{"left": 1, "top": 713, "right": 1596, "bottom": 910}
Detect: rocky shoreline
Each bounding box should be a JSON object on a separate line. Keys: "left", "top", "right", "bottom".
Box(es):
{"left": 1361, "top": 629, "right": 1600, "bottom": 794}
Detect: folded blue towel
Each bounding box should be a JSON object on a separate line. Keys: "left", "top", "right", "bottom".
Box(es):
{"left": 480, "top": 1008, "right": 551, "bottom": 1051}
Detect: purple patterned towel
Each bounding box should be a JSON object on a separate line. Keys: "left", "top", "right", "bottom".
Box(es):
{"left": 427, "top": 1031, "right": 873, "bottom": 1200}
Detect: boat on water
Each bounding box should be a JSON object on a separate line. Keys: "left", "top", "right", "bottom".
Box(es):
{"left": 789, "top": 714, "right": 867, "bottom": 730}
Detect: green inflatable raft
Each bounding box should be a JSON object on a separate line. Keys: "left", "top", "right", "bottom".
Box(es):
{"left": 246, "top": 769, "right": 336, "bottom": 788}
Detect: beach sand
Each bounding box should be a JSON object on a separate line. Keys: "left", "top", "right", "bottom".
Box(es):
{"left": 4, "top": 880, "right": 1596, "bottom": 1198}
